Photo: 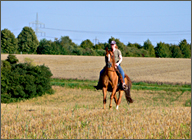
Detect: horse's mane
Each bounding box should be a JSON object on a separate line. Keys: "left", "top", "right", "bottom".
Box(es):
{"left": 106, "top": 48, "right": 116, "bottom": 69}
{"left": 110, "top": 51, "right": 116, "bottom": 69}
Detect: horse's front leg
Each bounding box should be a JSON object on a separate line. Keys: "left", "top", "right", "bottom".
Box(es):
{"left": 109, "top": 86, "right": 118, "bottom": 109}
{"left": 109, "top": 78, "right": 118, "bottom": 109}
{"left": 116, "top": 90, "right": 123, "bottom": 110}
{"left": 102, "top": 87, "right": 107, "bottom": 109}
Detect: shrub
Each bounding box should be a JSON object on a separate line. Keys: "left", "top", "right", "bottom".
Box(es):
{"left": 1, "top": 55, "right": 53, "bottom": 103}
{"left": 5, "top": 54, "right": 18, "bottom": 64}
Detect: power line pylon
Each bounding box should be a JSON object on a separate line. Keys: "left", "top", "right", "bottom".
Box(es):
{"left": 29, "top": 13, "right": 45, "bottom": 37}
{"left": 94, "top": 37, "right": 99, "bottom": 45}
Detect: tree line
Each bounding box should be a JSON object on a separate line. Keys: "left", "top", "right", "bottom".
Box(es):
{"left": 1, "top": 26, "right": 191, "bottom": 58}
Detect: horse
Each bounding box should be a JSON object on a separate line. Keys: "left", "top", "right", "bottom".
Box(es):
{"left": 100, "top": 47, "right": 133, "bottom": 110}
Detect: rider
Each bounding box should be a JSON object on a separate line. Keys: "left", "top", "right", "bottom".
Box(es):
{"left": 95, "top": 40, "right": 128, "bottom": 90}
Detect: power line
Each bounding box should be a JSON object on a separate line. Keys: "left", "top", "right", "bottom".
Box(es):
{"left": 39, "top": 35, "right": 191, "bottom": 44}
{"left": 31, "top": 12, "right": 191, "bottom": 18}
{"left": 43, "top": 27, "right": 190, "bottom": 36}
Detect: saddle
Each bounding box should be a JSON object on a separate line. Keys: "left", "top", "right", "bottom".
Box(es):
{"left": 94, "top": 67, "right": 126, "bottom": 91}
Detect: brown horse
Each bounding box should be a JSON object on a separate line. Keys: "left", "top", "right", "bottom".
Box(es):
{"left": 100, "top": 47, "right": 133, "bottom": 110}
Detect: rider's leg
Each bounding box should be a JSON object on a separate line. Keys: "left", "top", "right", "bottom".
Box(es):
{"left": 117, "top": 65, "right": 125, "bottom": 83}
{"left": 100, "top": 68, "right": 105, "bottom": 77}
{"left": 95, "top": 68, "right": 104, "bottom": 89}
{"left": 117, "top": 65, "right": 128, "bottom": 90}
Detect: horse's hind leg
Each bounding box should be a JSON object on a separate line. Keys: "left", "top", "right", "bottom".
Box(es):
{"left": 113, "top": 93, "right": 118, "bottom": 104}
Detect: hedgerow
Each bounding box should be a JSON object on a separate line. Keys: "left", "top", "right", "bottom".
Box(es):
{"left": 1, "top": 54, "right": 53, "bottom": 103}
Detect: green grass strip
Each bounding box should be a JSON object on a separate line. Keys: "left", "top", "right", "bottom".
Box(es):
{"left": 51, "top": 78, "right": 191, "bottom": 92}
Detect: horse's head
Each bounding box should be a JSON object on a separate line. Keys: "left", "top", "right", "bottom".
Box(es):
{"left": 105, "top": 47, "right": 115, "bottom": 68}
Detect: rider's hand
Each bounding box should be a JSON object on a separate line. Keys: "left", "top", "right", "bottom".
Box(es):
{"left": 115, "top": 63, "right": 119, "bottom": 68}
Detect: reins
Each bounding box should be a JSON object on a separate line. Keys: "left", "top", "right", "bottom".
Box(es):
{"left": 106, "top": 51, "right": 117, "bottom": 72}
{"left": 108, "top": 69, "right": 116, "bottom": 72}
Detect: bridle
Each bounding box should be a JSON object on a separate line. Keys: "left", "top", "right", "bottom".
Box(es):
{"left": 106, "top": 51, "right": 116, "bottom": 72}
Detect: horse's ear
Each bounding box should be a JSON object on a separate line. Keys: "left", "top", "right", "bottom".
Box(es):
{"left": 105, "top": 47, "right": 108, "bottom": 52}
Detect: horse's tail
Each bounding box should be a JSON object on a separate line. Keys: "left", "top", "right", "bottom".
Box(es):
{"left": 124, "top": 74, "right": 133, "bottom": 104}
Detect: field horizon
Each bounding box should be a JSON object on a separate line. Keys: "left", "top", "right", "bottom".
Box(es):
{"left": 1, "top": 54, "right": 191, "bottom": 85}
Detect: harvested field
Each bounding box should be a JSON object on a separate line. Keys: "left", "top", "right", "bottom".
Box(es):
{"left": 1, "top": 86, "right": 191, "bottom": 139}
{"left": 1, "top": 54, "right": 191, "bottom": 85}
{"left": 1, "top": 54, "right": 191, "bottom": 139}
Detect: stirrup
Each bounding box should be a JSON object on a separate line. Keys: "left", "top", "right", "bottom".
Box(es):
{"left": 122, "top": 84, "right": 128, "bottom": 90}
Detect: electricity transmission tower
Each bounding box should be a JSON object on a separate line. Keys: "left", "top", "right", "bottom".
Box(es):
{"left": 94, "top": 37, "right": 99, "bottom": 45}
{"left": 29, "top": 13, "right": 45, "bottom": 37}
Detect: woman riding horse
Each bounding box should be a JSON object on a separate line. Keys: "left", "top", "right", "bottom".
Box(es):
{"left": 95, "top": 44, "right": 133, "bottom": 109}
{"left": 95, "top": 40, "right": 128, "bottom": 90}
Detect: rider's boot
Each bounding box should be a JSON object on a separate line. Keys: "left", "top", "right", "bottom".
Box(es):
{"left": 94, "top": 77, "right": 102, "bottom": 90}
{"left": 116, "top": 70, "right": 128, "bottom": 90}
{"left": 119, "top": 74, "right": 128, "bottom": 90}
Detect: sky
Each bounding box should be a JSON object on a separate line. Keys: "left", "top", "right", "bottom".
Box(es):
{"left": 1, "top": 1, "right": 191, "bottom": 47}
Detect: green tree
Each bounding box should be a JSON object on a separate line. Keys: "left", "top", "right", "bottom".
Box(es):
{"left": 179, "top": 39, "right": 191, "bottom": 58}
{"left": 72, "top": 47, "right": 84, "bottom": 55}
{"left": 59, "top": 36, "right": 75, "bottom": 46}
{"left": 1, "top": 28, "right": 18, "bottom": 54}
{"left": 155, "top": 42, "right": 172, "bottom": 58}
{"left": 82, "top": 48, "right": 96, "bottom": 56}
{"left": 170, "top": 45, "right": 183, "bottom": 58}
{"left": 127, "top": 42, "right": 142, "bottom": 49}
{"left": 103, "top": 42, "right": 110, "bottom": 50}
{"left": 95, "top": 49, "right": 105, "bottom": 56}
{"left": 80, "top": 39, "right": 94, "bottom": 49}
{"left": 59, "top": 36, "right": 76, "bottom": 55}
{"left": 17, "top": 26, "right": 39, "bottom": 54}
{"left": 37, "top": 38, "right": 52, "bottom": 54}
{"left": 94, "top": 43, "right": 105, "bottom": 50}
{"left": 124, "top": 46, "right": 149, "bottom": 57}
{"left": 143, "top": 39, "right": 155, "bottom": 57}
{"left": 52, "top": 41, "right": 61, "bottom": 55}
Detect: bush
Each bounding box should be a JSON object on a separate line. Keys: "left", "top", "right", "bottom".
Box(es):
{"left": 5, "top": 54, "right": 18, "bottom": 64}
{"left": 1, "top": 55, "right": 53, "bottom": 103}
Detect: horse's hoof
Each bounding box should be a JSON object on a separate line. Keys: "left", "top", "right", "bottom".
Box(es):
{"left": 116, "top": 105, "right": 119, "bottom": 110}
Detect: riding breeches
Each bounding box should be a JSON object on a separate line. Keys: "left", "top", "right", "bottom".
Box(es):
{"left": 117, "top": 65, "right": 125, "bottom": 83}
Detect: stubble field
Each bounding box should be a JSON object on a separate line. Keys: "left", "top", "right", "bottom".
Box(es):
{"left": 1, "top": 54, "right": 191, "bottom": 84}
{"left": 1, "top": 54, "right": 191, "bottom": 139}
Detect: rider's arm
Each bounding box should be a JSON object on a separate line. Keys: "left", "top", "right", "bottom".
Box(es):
{"left": 116, "top": 55, "right": 122, "bottom": 66}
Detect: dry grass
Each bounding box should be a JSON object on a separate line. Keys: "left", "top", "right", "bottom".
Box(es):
{"left": 1, "top": 86, "right": 191, "bottom": 139}
{"left": 1, "top": 54, "right": 191, "bottom": 138}
{"left": 1, "top": 54, "right": 191, "bottom": 84}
